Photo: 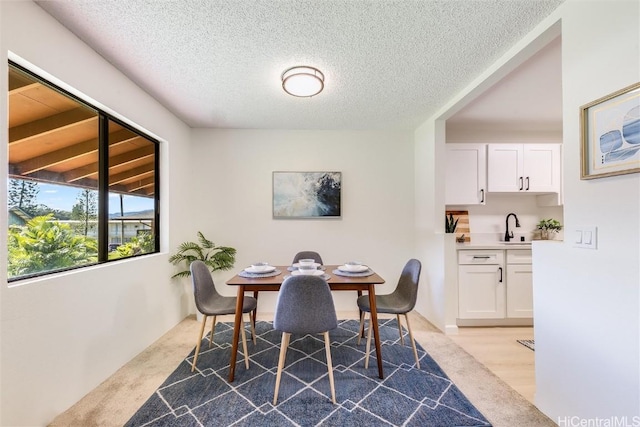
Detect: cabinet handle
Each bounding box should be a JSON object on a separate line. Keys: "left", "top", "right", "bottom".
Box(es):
{"left": 480, "top": 189, "right": 485, "bottom": 203}
{"left": 525, "top": 177, "right": 530, "bottom": 191}
{"left": 472, "top": 256, "right": 491, "bottom": 259}
{"left": 498, "top": 267, "right": 503, "bottom": 283}
{"left": 519, "top": 177, "right": 523, "bottom": 191}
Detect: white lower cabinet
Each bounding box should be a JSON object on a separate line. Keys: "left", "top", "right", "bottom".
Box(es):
{"left": 458, "top": 250, "right": 505, "bottom": 319}
{"left": 506, "top": 250, "right": 533, "bottom": 318}
{"left": 458, "top": 249, "right": 532, "bottom": 323}
{"left": 459, "top": 264, "right": 505, "bottom": 319}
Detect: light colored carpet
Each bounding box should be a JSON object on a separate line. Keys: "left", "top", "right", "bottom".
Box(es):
{"left": 50, "top": 313, "right": 555, "bottom": 427}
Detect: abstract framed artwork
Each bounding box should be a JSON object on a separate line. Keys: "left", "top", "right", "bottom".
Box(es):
{"left": 580, "top": 82, "right": 640, "bottom": 179}
{"left": 272, "top": 171, "right": 341, "bottom": 218}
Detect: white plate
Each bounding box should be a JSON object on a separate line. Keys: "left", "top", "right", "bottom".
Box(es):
{"left": 338, "top": 264, "right": 369, "bottom": 273}
{"left": 291, "top": 269, "right": 325, "bottom": 276}
{"left": 292, "top": 262, "right": 321, "bottom": 269}
{"left": 244, "top": 265, "right": 276, "bottom": 273}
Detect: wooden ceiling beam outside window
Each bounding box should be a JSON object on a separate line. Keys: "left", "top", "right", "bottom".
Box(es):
{"left": 110, "top": 145, "right": 155, "bottom": 169}
{"left": 16, "top": 136, "right": 99, "bottom": 175}
{"left": 14, "top": 129, "right": 141, "bottom": 175}
{"left": 64, "top": 145, "right": 154, "bottom": 183}
{"left": 9, "top": 81, "right": 39, "bottom": 93}
{"left": 109, "top": 164, "right": 154, "bottom": 186}
{"left": 8, "top": 66, "right": 157, "bottom": 199}
{"left": 126, "top": 177, "right": 155, "bottom": 194}
{"left": 9, "top": 109, "right": 97, "bottom": 146}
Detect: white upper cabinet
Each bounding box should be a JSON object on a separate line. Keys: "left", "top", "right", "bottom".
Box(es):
{"left": 487, "top": 143, "right": 561, "bottom": 193}
{"left": 445, "top": 144, "right": 487, "bottom": 205}
{"left": 523, "top": 144, "right": 561, "bottom": 192}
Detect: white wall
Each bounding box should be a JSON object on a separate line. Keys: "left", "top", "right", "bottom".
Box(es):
{"left": 446, "top": 127, "right": 562, "bottom": 144}
{"left": 534, "top": 0, "right": 640, "bottom": 421}
{"left": 462, "top": 194, "right": 564, "bottom": 242}
{"left": 0, "top": 3, "right": 194, "bottom": 425}
{"left": 414, "top": 119, "right": 452, "bottom": 331}
{"left": 189, "top": 129, "right": 416, "bottom": 315}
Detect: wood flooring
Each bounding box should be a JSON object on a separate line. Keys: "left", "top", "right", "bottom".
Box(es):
{"left": 449, "top": 325, "right": 536, "bottom": 404}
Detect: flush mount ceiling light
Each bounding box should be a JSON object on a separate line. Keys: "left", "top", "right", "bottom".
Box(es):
{"left": 281, "top": 66, "right": 325, "bottom": 97}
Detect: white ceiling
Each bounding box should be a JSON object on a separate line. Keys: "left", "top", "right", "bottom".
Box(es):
{"left": 448, "top": 35, "right": 562, "bottom": 131}
{"left": 36, "top": 0, "right": 564, "bottom": 130}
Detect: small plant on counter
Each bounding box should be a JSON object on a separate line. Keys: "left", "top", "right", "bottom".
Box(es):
{"left": 536, "top": 218, "right": 562, "bottom": 240}
{"left": 168, "top": 231, "right": 236, "bottom": 278}
{"left": 445, "top": 213, "right": 459, "bottom": 233}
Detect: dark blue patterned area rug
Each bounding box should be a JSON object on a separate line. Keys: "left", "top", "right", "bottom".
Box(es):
{"left": 125, "top": 319, "right": 491, "bottom": 426}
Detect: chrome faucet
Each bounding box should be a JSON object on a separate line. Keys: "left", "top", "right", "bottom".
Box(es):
{"left": 505, "top": 213, "right": 521, "bottom": 242}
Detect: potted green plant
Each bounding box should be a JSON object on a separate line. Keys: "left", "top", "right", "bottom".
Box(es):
{"left": 536, "top": 218, "right": 562, "bottom": 240}
{"left": 168, "top": 231, "right": 236, "bottom": 278}
{"left": 445, "top": 213, "right": 459, "bottom": 233}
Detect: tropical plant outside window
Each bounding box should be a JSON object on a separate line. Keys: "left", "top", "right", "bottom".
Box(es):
{"left": 7, "top": 62, "right": 159, "bottom": 281}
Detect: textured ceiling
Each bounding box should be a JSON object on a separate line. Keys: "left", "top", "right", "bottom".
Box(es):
{"left": 36, "top": 0, "right": 564, "bottom": 130}
{"left": 448, "top": 35, "right": 562, "bottom": 130}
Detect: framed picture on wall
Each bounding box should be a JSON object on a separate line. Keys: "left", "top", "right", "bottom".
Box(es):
{"left": 272, "top": 171, "right": 341, "bottom": 218}
{"left": 580, "top": 81, "right": 640, "bottom": 179}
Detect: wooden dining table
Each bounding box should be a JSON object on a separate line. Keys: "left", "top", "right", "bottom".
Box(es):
{"left": 226, "top": 265, "right": 386, "bottom": 382}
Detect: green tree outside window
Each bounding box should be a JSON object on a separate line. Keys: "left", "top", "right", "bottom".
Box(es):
{"left": 71, "top": 189, "right": 98, "bottom": 237}
{"left": 8, "top": 179, "right": 39, "bottom": 215}
{"left": 7, "top": 215, "right": 98, "bottom": 278}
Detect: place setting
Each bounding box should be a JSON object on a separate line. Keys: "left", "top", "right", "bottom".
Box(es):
{"left": 286, "top": 258, "right": 330, "bottom": 280}
{"left": 238, "top": 262, "right": 282, "bottom": 278}
{"left": 333, "top": 261, "right": 375, "bottom": 277}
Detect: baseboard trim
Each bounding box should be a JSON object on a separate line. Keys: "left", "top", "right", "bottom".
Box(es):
{"left": 445, "top": 324, "right": 459, "bottom": 335}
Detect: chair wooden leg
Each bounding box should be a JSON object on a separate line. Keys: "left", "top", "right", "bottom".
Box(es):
{"left": 323, "top": 331, "right": 337, "bottom": 404}
{"left": 249, "top": 312, "right": 257, "bottom": 345}
{"left": 404, "top": 313, "right": 420, "bottom": 369}
{"left": 208, "top": 315, "right": 217, "bottom": 348}
{"left": 191, "top": 314, "right": 208, "bottom": 372}
{"left": 364, "top": 313, "right": 373, "bottom": 369}
{"left": 273, "top": 332, "right": 290, "bottom": 405}
{"left": 357, "top": 311, "right": 366, "bottom": 345}
{"left": 396, "top": 314, "right": 404, "bottom": 345}
{"left": 240, "top": 313, "right": 250, "bottom": 369}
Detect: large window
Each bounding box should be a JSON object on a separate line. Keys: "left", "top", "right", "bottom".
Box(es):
{"left": 7, "top": 62, "right": 159, "bottom": 281}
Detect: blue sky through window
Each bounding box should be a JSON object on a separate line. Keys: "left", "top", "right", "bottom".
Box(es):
{"left": 25, "top": 182, "right": 153, "bottom": 214}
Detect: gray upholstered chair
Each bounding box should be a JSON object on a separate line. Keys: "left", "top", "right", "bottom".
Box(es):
{"left": 292, "top": 251, "right": 324, "bottom": 265}
{"left": 357, "top": 259, "right": 422, "bottom": 368}
{"left": 273, "top": 275, "right": 338, "bottom": 405}
{"left": 190, "top": 260, "right": 257, "bottom": 372}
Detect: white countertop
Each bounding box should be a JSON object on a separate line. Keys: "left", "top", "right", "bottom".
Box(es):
{"left": 456, "top": 242, "right": 534, "bottom": 250}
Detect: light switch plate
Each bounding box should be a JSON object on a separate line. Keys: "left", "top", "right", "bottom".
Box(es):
{"left": 574, "top": 226, "right": 597, "bottom": 249}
